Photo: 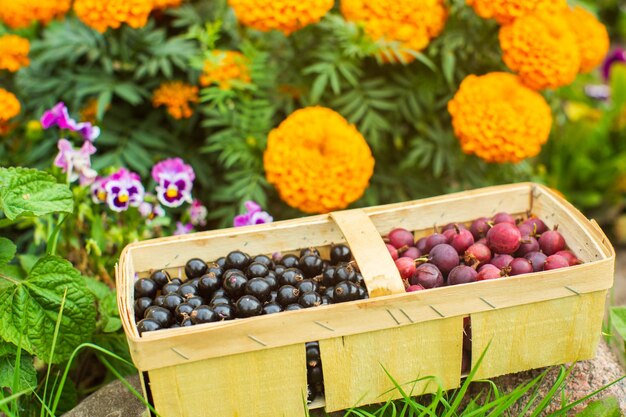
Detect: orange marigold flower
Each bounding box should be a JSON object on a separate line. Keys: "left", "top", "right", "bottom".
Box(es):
{"left": 447, "top": 72, "right": 552, "bottom": 164}
{"left": 466, "top": 0, "right": 566, "bottom": 25}
{"left": 0, "top": 35, "right": 30, "bottom": 72}
{"left": 0, "top": 0, "right": 70, "bottom": 29}
{"left": 152, "top": 81, "right": 199, "bottom": 120}
{"left": 0, "top": 89, "right": 20, "bottom": 122}
{"left": 564, "top": 7, "right": 610, "bottom": 74}
{"left": 152, "top": 0, "right": 182, "bottom": 9}
{"left": 228, "top": 0, "right": 333, "bottom": 35}
{"left": 499, "top": 12, "right": 580, "bottom": 90}
{"left": 199, "top": 50, "right": 251, "bottom": 90}
{"left": 341, "top": 0, "right": 447, "bottom": 64}
{"left": 74, "top": 0, "right": 153, "bottom": 33}
{"left": 264, "top": 106, "right": 375, "bottom": 213}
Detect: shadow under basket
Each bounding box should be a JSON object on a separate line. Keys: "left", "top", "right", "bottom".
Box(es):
{"left": 116, "top": 183, "right": 615, "bottom": 417}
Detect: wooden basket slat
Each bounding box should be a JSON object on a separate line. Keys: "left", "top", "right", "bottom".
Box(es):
{"left": 471, "top": 290, "right": 607, "bottom": 379}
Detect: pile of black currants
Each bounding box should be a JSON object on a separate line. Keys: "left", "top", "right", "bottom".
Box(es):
{"left": 134, "top": 244, "right": 369, "bottom": 335}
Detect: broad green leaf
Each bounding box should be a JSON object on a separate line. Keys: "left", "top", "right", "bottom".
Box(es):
{"left": 0, "top": 341, "right": 36, "bottom": 392}
{"left": 0, "top": 168, "right": 73, "bottom": 220}
{"left": 0, "top": 237, "right": 16, "bottom": 266}
{"left": 609, "top": 306, "right": 626, "bottom": 340}
{"left": 575, "top": 396, "right": 621, "bottom": 417}
{"left": 0, "top": 256, "right": 96, "bottom": 363}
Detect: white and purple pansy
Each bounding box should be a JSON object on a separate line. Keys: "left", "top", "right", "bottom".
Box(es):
{"left": 104, "top": 168, "right": 145, "bottom": 212}
{"left": 174, "top": 221, "right": 194, "bottom": 235}
{"left": 54, "top": 139, "right": 98, "bottom": 185}
{"left": 139, "top": 200, "right": 166, "bottom": 223}
{"left": 151, "top": 158, "right": 195, "bottom": 208}
{"left": 189, "top": 199, "right": 208, "bottom": 226}
{"left": 233, "top": 200, "right": 273, "bottom": 227}
{"left": 90, "top": 176, "right": 109, "bottom": 204}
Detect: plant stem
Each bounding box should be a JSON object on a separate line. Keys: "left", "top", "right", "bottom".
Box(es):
{"left": 0, "top": 272, "right": 20, "bottom": 285}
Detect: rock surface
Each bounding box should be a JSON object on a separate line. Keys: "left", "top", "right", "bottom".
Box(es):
{"left": 64, "top": 342, "right": 625, "bottom": 417}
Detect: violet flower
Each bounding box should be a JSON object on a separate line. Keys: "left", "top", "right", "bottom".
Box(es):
{"left": 40, "top": 102, "right": 100, "bottom": 141}
{"left": 233, "top": 200, "right": 273, "bottom": 227}
{"left": 174, "top": 221, "right": 194, "bottom": 235}
{"left": 602, "top": 48, "right": 626, "bottom": 81}
{"left": 139, "top": 200, "right": 166, "bottom": 223}
{"left": 189, "top": 199, "right": 208, "bottom": 226}
{"left": 103, "top": 168, "right": 145, "bottom": 212}
{"left": 151, "top": 158, "right": 195, "bottom": 208}
{"left": 54, "top": 139, "right": 98, "bottom": 185}
{"left": 90, "top": 176, "right": 109, "bottom": 204}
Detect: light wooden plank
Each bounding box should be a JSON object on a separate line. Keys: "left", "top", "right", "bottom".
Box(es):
{"left": 331, "top": 209, "right": 405, "bottom": 297}
{"left": 127, "top": 258, "right": 612, "bottom": 371}
{"left": 471, "top": 290, "right": 607, "bottom": 379}
{"left": 320, "top": 317, "right": 463, "bottom": 412}
{"left": 148, "top": 344, "right": 308, "bottom": 417}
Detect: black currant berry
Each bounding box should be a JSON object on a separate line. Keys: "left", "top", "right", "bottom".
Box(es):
{"left": 354, "top": 272, "right": 365, "bottom": 286}
{"left": 333, "top": 281, "right": 360, "bottom": 303}
{"left": 177, "top": 282, "right": 199, "bottom": 298}
{"left": 212, "top": 288, "right": 227, "bottom": 299}
{"left": 134, "top": 278, "right": 158, "bottom": 299}
{"left": 144, "top": 306, "right": 173, "bottom": 327}
{"left": 308, "top": 366, "right": 323, "bottom": 385}
{"left": 170, "top": 323, "right": 181, "bottom": 329}
{"left": 191, "top": 305, "right": 219, "bottom": 324}
{"left": 198, "top": 273, "right": 221, "bottom": 298}
{"left": 161, "top": 282, "right": 180, "bottom": 295}
{"left": 245, "top": 278, "right": 271, "bottom": 303}
{"left": 334, "top": 264, "right": 356, "bottom": 284}
{"left": 210, "top": 295, "right": 231, "bottom": 307}
{"left": 175, "top": 303, "right": 194, "bottom": 322}
{"left": 280, "top": 254, "right": 299, "bottom": 268}
{"left": 252, "top": 254, "right": 274, "bottom": 269}
{"left": 307, "top": 384, "right": 317, "bottom": 403}
{"left": 299, "top": 255, "right": 324, "bottom": 278}
{"left": 162, "top": 294, "right": 184, "bottom": 312}
{"left": 215, "top": 257, "right": 226, "bottom": 269}
{"left": 246, "top": 262, "right": 270, "bottom": 279}
{"left": 225, "top": 251, "right": 250, "bottom": 270}
{"left": 137, "top": 319, "right": 161, "bottom": 335}
{"left": 296, "top": 279, "right": 318, "bottom": 294}
{"left": 321, "top": 266, "right": 336, "bottom": 287}
{"left": 206, "top": 264, "right": 224, "bottom": 279}
{"left": 223, "top": 269, "right": 243, "bottom": 280}
{"left": 321, "top": 296, "right": 331, "bottom": 305}
{"left": 153, "top": 295, "right": 166, "bottom": 308}
{"left": 262, "top": 302, "right": 283, "bottom": 315}
{"left": 324, "top": 286, "right": 334, "bottom": 300}
{"left": 223, "top": 274, "right": 247, "bottom": 298}
{"left": 300, "top": 247, "right": 320, "bottom": 257}
{"left": 306, "top": 342, "right": 321, "bottom": 368}
{"left": 330, "top": 244, "right": 352, "bottom": 265}
{"left": 186, "top": 296, "right": 205, "bottom": 309}
{"left": 274, "top": 265, "right": 286, "bottom": 278}
{"left": 264, "top": 273, "right": 279, "bottom": 291}
{"left": 276, "top": 285, "right": 300, "bottom": 306}
{"left": 170, "top": 277, "right": 183, "bottom": 285}
{"left": 358, "top": 286, "right": 368, "bottom": 299}
{"left": 236, "top": 295, "right": 263, "bottom": 318}
{"left": 299, "top": 292, "right": 322, "bottom": 308}
{"left": 134, "top": 297, "right": 153, "bottom": 319}
{"left": 285, "top": 304, "right": 303, "bottom": 311}
{"left": 185, "top": 258, "right": 208, "bottom": 278}
{"left": 181, "top": 318, "right": 193, "bottom": 327}
{"left": 150, "top": 270, "right": 170, "bottom": 288}
{"left": 214, "top": 304, "right": 235, "bottom": 321}
{"left": 279, "top": 268, "right": 304, "bottom": 286}
{"left": 188, "top": 278, "right": 200, "bottom": 288}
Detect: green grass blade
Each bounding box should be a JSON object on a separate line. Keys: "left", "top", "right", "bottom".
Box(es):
{"left": 41, "top": 287, "right": 67, "bottom": 417}
{"left": 528, "top": 365, "right": 572, "bottom": 417}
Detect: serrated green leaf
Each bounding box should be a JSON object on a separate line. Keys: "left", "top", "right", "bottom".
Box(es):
{"left": 0, "top": 237, "right": 16, "bottom": 266}
{"left": 0, "top": 256, "right": 96, "bottom": 363}
{"left": 0, "top": 168, "right": 73, "bottom": 220}
{"left": 0, "top": 342, "right": 36, "bottom": 392}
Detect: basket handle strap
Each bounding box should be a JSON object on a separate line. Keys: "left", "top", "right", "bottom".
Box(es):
{"left": 330, "top": 209, "right": 405, "bottom": 297}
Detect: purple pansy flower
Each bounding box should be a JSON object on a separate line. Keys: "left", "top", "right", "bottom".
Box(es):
{"left": 189, "top": 199, "right": 208, "bottom": 226}
{"left": 233, "top": 200, "right": 273, "bottom": 227}
{"left": 103, "top": 168, "right": 145, "bottom": 212}
{"left": 152, "top": 158, "right": 195, "bottom": 208}
{"left": 90, "top": 176, "right": 109, "bottom": 204}
{"left": 40, "top": 102, "right": 100, "bottom": 141}
{"left": 174, "top": 222, "right": 194, "bottom": 235}
{"left": 602, "top": 48, "right": 626, "bottom": 81}
{"left": 54, "top": 139, "right": 98, "bottom": 185}
{"left": 139, "top": 200, "right": 166, "bottom": 223}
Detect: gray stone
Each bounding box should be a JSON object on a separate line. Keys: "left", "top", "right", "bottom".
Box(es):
{"left": 62, "top": 374, "right": 148, "bottom": 417}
